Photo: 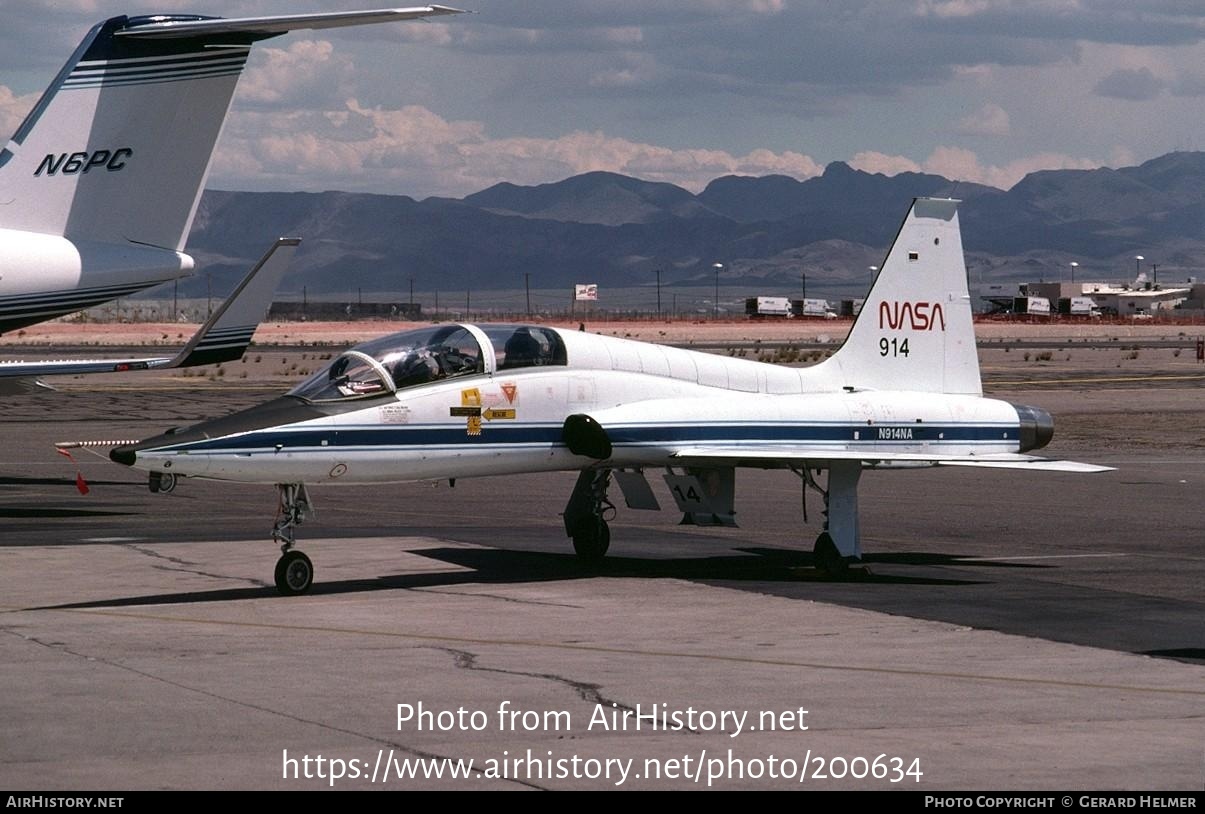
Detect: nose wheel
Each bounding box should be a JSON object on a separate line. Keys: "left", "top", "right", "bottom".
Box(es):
{"left": 274, "top": 550, "right": 314, "bottom": 595}
{"left": 272, "top": 483, "right": 315, "bottom": 595}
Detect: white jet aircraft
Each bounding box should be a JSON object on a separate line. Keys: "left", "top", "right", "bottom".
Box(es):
{"left": 103, "top": 198, "right": 1111, "bottom": 595}
{"left": 0, "top": 6, "right": 463, "bottom": 341}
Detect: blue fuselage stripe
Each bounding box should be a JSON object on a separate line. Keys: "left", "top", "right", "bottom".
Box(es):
{"left": 163, "top": 422, "right": 1016, "bottom": 455}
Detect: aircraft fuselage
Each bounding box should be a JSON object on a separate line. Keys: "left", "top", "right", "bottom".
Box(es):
{"left": 0, "top": 229, "right": 191, "bottom": 333}
{"left": 116, "top": 325, "right": 1039, "bottom": 484}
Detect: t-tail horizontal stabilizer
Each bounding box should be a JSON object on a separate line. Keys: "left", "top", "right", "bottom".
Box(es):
{"left": 0, "top": 238, "right": 299, "bottom": 394}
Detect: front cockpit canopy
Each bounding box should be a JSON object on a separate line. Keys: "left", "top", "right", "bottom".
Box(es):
{"left": 289, "top": 324, "right": 565, "bottom": 403}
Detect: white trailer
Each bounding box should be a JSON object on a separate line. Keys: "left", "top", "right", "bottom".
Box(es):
{"left": 794, "top": 297, "right": 835, "bottom": 318}
{"left": 745, "top": 296, "right": 793, "bottom": 318}
{"left": 1013, "top": 296, "right": 1051, "bottom": 316}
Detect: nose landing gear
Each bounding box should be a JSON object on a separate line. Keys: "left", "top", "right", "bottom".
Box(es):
{"left": 272, "top": 483, "right": 315, "bottom": 595}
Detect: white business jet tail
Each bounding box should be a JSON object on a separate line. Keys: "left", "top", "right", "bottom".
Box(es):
{"left": 0, "top": 7, "right": 463, "bottom": 332}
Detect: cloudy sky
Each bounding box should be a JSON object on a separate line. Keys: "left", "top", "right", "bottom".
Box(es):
{"left": 3, "top": 0, "right": 1204, "bottom": 197}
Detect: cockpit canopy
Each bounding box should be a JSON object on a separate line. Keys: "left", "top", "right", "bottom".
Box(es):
{"left": 289, "top": 324, "right": 566, "bottom": 403}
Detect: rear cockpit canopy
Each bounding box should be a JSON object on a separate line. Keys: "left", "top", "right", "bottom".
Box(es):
{"left": 289, "top": 324, "right": 566, "bottom": 403}
{"left": 488, "top": 324, "right": 566, "bottom": 370}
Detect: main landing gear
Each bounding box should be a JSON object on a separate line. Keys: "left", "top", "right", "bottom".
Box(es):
{"left": 798, "top": 462, "right": 866, "bottom": 579}
{"left": 563, "top": 469, "right": 615, "bottom": 563}
{"left": 148, "top": 471, "right": 177, "bottom": 493}
{"left": 272, "top": 483, "right": 314, "bottom": 595}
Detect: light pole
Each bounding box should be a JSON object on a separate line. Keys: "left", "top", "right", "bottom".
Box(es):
{"left": 868, "top": 266, "right": 878, "bottom": 295}
{"left": 1135, "top": 255, "right": 1144, "bottom": 281}
{"left": 1069, "top": 261, "right": 1078, "bottom": 284}
{"left": 655, "top": 269, "right": 662, "bottom": 318}
{"left": 801, "top": 271, "right": 807, "bottom": 301}
{"left": 525, "top": 271, "right": 531, "bottom": 317}
{"left": 712, "top": 262, "right": 722, "bottom": 320}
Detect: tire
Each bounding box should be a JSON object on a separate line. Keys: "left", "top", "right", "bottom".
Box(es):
{"left": 571, "top": 518, "right": 610, "bottom": 563}
{"left": 813, "top": 532, "right": 848, "bottom": 577}
{"left": 274, "top": 550, "right": 314, "bottom": 596}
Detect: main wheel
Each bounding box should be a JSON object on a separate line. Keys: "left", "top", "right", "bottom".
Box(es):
{"left": 149, "top": 472, "right": 177, "bottom": 494}
{"left": 571, "top": 518, "right": 610, "bottom": 563}
{"left": 274, "top": 550, "right": 314, "bottom": 595}
{"left": 813, "top": 532, "right": 848, "bottom": 578}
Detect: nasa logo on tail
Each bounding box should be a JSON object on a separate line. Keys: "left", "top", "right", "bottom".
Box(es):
{"left": 878, "top": 301, "right": 946, "bottom": 332}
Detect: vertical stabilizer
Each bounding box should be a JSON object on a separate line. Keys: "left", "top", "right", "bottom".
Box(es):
{"left": 824, "top": 198, "right": 981, "bottom": 395}
{"left": 0, "top": 7, "right": 464, "bottom": 252}
{"left": 0, "top": 16, "right": 256, "bottom": 250}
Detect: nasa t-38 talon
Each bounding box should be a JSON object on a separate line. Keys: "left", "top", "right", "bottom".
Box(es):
{"left": 108, "top": 198, "right": 1111, "bottom": 595}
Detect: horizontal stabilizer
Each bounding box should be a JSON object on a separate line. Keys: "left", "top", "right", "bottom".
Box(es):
{"left": 936, "top": 459, "right": 1114, "bottom": 473}
{"left": 116, "top": 6, "right": 466, "bottom": 39}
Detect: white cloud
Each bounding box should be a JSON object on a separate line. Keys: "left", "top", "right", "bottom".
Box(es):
{"left": 913, "top": 0, "right": 992, "bottom": 19}
{"left": 922, "top": 145, "right": 1099, "bottom": 188}
{"left": 956, "top": 102, "right": 1011, "bottom": 136}
{"left": 852, "top": 145, "right": 1101, "bottom": 189}
{"left": 212, "top": 101, "right": 823, "bottom": 196}
{"left": 236, "top": 40, "right": 355, "bottom": 107}
{"left": 0, "top": 86, "right": 37, "bottom": 139}
{"left": 690, "top": 0, "right": 785, "bottom": 14}
{"left": 391, "top": 21, "right": 459, "bottom": 46}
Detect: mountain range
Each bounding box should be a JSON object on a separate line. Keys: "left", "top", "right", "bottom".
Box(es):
{"left": 182, "top": 151, "right": 1205, "bottom": 299}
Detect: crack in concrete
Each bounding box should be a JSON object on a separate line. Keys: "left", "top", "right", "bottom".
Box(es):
{"left": 122, "top": 543, "right": 269, "bottom": 588}
{"left": 430, "top": 645, "right": 698, "bottom": 735}
{"left": 411, "top": 586, "right": 582, "bottom": 609}
{"left": 1, "top": 627, "right": 536, "bottom": 789}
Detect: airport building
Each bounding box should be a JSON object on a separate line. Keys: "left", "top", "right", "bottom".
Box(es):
{"left": 983, "top": 280, "right": 1197, "bottom": 317}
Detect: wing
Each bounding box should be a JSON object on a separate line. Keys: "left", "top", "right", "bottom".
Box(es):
{"left": 0, "top": 238, "right": 298, "bottom": 395}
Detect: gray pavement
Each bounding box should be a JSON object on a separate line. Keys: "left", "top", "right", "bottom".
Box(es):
{"left": 0, "top": 381, "right": 1202, "bottom": 790}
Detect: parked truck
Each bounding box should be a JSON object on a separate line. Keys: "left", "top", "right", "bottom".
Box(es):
{"left": 1012, "top": 296, "right": 1051, "bottom": 316}
{"left": 793, "top": 297, "right": 837, "bottom": 319}
{"left": 1058, "top": 296, "right": 1101, "bottom": 318}
{"left": 745, "top": 296, "right": 793, "bottom": 318}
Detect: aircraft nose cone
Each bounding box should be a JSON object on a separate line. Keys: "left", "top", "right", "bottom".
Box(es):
{"left": 110, "top": 446, "right": 136, "bottom": 466}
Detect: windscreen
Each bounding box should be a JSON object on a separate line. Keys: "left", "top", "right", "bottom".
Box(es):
{"left": 290, "top": 325, "right": 484, "bottom": 402}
